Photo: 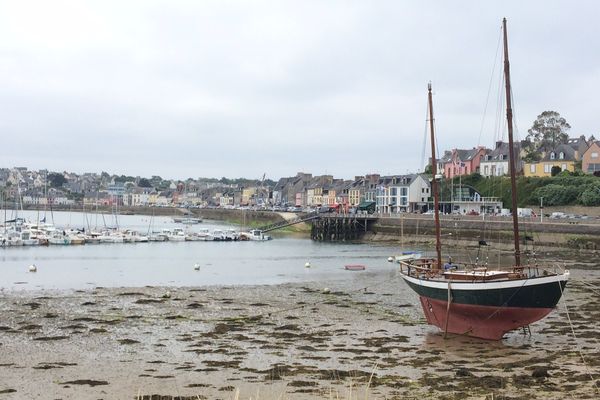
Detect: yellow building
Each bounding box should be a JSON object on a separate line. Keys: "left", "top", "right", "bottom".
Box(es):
{"left": 524, "top": 145, "right": 577, "bottom": 177}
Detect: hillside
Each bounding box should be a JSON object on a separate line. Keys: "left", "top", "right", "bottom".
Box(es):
{"left": 442, "top": 173, "right": 600, "bottom": 208}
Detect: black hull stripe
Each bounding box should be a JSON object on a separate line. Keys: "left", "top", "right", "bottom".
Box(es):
{"left": 404, "top": 279, "right": 567, "bottom": 308}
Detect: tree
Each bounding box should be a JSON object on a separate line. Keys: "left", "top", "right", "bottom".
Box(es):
{"left": 579, "top": 182, "right": 600, "bottom": 206}
{"left": 525, "top": 111, "right": 571, "bottom": 158}
{"left": 48, "top": 173, "right": 67, "bottom": 188}
{"left": 138, "top": 178, "right": 152, "bottom": 188}
{"left": 550, "top": 166, "right": 562, "bottom": 177}
{"left": 533, "top": 184, "right": 578, "bottom": 206}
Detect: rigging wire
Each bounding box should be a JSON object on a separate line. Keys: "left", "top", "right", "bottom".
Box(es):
{"left": 477, "top": 26, "right": 503, "bottom": 148}
{"left": 420, "top": 94, "right": 430, "bottom": 173}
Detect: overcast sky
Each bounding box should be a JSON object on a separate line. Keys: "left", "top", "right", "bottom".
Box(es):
{"left": 0, "top": 1, "right": 598, "bottom": 181}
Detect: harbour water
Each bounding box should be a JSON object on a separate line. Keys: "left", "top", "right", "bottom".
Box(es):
{"left": 1, "top": 210, "right": 399, "bottom": 291}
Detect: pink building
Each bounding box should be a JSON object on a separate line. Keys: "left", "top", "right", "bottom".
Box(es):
{"left": 440, "top": 147, "right": 487, "bottom": 179}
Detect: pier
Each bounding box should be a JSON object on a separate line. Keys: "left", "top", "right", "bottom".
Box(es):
{"left": 309, "top": 215, "right": 377, "bottom": 242}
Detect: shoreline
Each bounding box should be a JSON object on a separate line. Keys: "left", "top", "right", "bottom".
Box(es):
{"left": 1, "top": 275, "right": 598, "bottom": 399}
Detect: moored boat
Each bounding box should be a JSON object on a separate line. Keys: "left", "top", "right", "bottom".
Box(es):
{"left": 399, "top": 19, "right": 569, "bottom": 340}
{"left": 239, "top": 229, "right": 271, "bottom": 241}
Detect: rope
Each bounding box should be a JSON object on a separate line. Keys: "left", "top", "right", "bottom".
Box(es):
{"left": 557, "top": 279, "right": 599, "bottom": 393}
{"left": 477, "top": 26, "right": 503, "bottom": 147}
{"left": 575, "top": 279, "right": 600, "bottom": 296}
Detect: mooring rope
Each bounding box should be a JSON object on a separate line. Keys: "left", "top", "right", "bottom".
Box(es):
{"left": 557, "top": 279, "right": 599, "bottom": 393}
{"left": 574, "top": 278, "right": 600, "bottom": 296}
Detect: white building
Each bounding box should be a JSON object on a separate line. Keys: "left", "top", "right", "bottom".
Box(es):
{"left": 375, "top": 174, "right": 430, "bottom": 214}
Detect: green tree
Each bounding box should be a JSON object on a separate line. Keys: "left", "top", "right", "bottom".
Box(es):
{"left": 524, "top": 111, "right": 571, "bottom": 162}
{"left": 138, "top": 178, "right": 152, "bottom": 188}
{"left": 48, "top": 173, "right": 67, "bottom": 188}
{"left": 533, "top": 184, "right": 578, "bottom": 206}
{"left": 526, "top": 111, "right": 571, "bottom": 149}
{"left": 550, "top": 166, "right": 562, "bottom": 177}
{"left": 579, "top": 181, "right": 600, "bottom": 206}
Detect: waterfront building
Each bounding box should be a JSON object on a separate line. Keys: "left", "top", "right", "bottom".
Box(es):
{"left": 375, "top": 174, "right": 430, "bottom": 214}
{"left": 582, "top": 141, "right": 600, "bottom": 174}
{"left": 524, "top": 143, "right": 577, "bottom": 177}
{"left": 480, "top": 141, "right": 523, "bottom": 177}
{"left": 440, "top": 147, "right": 487, "bottom": 179}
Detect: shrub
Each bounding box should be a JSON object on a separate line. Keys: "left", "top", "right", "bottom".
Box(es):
{"left": 579, "top": 181, "right": 600, "bottom": 206}
{"left": 533, "top": 184, "right": 579, "bottom": 205}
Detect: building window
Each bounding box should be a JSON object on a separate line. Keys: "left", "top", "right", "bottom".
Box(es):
{"left": 562, "top": 164, "right": 567, "bottom": 170}
{"left": 550, "top": 152, "right": 555, "bottom": 160}
{"left": 592, "top": 152, "right": 598, "bottom": 159}
{"left": 559, "top": 152, "right": 564, "bottom": 160}
{"left": 484, "top": 166, "right": 489, "bottom": 175}
{"left": 544, "top": 164, "right": 550, "bottom": 173}
{"left": 530, "top": 164, "right": 536, "bottom": 173}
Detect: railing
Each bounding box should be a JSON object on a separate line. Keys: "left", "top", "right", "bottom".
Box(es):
{"left": 258, "top": 212, "right": 321, "bottom": 233}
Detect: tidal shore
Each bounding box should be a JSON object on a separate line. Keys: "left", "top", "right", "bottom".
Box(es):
{"left": 1, "top": 272, "right": 598, "bottom": 399}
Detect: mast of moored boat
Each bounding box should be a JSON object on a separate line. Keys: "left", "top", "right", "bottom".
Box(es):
{"left": 502, "top": 18, "right": 521, "bottom": 267}
{"left": 428, "top": 83, "right": 442, "bottom": 270}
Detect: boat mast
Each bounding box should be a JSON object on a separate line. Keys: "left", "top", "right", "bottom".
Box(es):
{"left": 502, "top": 18, "right": 521, "bottom": 266}
{"left": 428, "top": 83, "right": 442, "bottom": 270}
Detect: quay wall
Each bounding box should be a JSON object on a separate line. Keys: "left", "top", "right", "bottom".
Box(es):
{"left": 370, "top": 215, "right": 600, "bottom": 250}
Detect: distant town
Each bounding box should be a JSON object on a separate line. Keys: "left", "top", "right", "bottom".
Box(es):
{"left": 2, "top": 117, "right": 599, "bottom": 215}
{"left": 0, "top": 111, "right": 600, "bottom": 214}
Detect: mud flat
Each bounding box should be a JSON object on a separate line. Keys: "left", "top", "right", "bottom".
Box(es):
{"left": 0, "top": 272, "right": 598, "bottom": 399}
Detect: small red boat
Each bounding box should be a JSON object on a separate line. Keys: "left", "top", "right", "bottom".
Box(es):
{"left": 344, "top": 264, "right": 366, "bottom": 271}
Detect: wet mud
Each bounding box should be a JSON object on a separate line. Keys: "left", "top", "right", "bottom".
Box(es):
{"left": 0, "top": 266, "right": 598, "bottom": 399}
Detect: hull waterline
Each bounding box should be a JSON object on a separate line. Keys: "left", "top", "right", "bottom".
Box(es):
{"left": 401, "top": 271, "right": 569, "bottom": 340}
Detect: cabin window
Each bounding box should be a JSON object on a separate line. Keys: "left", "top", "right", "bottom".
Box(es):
{"left": 559, "top": 152, "right": 564, "bottom": 160}
{"left": 530, "top": 164, "right": 536, "bottom": 173}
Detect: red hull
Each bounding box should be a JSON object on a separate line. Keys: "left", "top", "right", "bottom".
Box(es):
{"left": 419, "top": 296, "right": 554, "bottom": 340}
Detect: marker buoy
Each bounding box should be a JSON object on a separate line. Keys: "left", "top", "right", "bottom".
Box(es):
{"left": 193, "top": 263, "right": 200, "bottom": 270}
{"left": 305, "top": 262, "right": 311, "bottom": 268}
{"left": 28, "top": 264, "right": 37, "bottom": 272}
{"left": 387, "top": 257, "right": 394, "bottom": 262}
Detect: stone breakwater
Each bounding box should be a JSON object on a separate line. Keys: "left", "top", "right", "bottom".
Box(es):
{"left": 0, "top": 269, "right": 598, "bottom": 399}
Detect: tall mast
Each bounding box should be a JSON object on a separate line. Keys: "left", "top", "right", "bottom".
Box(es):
{"left": 428, "top": 83, "right": 442, "bottom": 270}
{"left": 502, "top": 18, "right": 521, "bottom": 266}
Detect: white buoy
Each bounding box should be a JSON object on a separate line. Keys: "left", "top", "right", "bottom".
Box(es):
{"left": 387, "top": 257, "right": 394, "bottom": 262}
{"left": 305, "top": 262, "right": 311, "bottom": 268}
{"left": 323, "top": 287, "right": 331, "bottom": 294}
{"left": 162, "top": 291, "right": 171, "bottom": 299}
{"left": 28, "top": 264, "right": 37, "bottom": 272}
{"left": 193, "top": 263, "right": 200, "bottom": 270}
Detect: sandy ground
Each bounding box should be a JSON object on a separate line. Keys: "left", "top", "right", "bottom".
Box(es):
{"left": 0, "top": 271, "right": 599, "bottom": 400}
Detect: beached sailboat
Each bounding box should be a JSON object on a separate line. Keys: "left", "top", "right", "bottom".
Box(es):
{"left": 399, "top": 19, "right": 569, "bottom": 340}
